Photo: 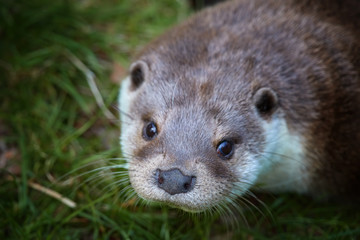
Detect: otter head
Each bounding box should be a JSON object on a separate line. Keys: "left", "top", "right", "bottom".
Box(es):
{"left": 119, "top": 55, "right": 284, "bottom": 212}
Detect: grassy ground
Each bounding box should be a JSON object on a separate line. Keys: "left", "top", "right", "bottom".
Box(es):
{"left": 1, "top": 0, "right": 360, "bottom": 239}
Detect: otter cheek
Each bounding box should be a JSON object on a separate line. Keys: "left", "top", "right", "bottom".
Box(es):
{"left": 128, "top": 161, "right": 155, "bottom": 200}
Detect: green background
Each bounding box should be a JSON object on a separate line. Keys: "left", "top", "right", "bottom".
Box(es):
{"left": 1, "top": 0, "right": 359, "bottom": 239}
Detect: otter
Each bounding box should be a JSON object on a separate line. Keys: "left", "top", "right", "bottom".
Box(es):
{"left": 119, "top": 0, "right": 360, "bottom": 212}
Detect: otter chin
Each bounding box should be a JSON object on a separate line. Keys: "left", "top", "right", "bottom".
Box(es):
{"left": 119, "top": 0, "right": 360, "bottom": 212}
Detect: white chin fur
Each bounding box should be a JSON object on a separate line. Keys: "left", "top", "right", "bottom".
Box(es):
{"left": 254, "top": 116, "right": 309, "bottom": 194}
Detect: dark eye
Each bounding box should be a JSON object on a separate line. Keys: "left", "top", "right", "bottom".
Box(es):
{"left": 216, "top": 140, "right": 234, "bottom": 159}
{"left": 143, "top": 121, "right": 158, "bottom": 140}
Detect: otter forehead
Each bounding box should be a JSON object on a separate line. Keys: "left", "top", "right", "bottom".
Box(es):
{"left": 128, "top": 62, "right": 256, "bottom": 117}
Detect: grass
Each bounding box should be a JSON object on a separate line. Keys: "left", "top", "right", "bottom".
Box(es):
{"left": 1, "top": 0, "right": 360, "bottom": 239}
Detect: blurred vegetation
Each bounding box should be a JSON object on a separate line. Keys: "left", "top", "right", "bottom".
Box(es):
{"left": 0, "top": 0, "right": 360, "bottom": 239}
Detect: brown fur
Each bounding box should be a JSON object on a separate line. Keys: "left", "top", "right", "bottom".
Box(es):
{"left": 122, "top": 0, "right": 360, "bottom": 209}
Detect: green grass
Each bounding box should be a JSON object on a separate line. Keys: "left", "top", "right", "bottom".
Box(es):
{"left": 1, "top": 0, "right": 360, "bottom": 239}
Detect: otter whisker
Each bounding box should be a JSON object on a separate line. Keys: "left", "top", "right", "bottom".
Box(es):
{"left": 244, "top": 189, "right": 274, "bottom": 221}
{"left": 57, "top": 158, "right": 126, "bottom": 182}
{"left": 112, "top": 104, "right": 134, "bottom": 121}
{"left": 261, "top": 151, "right": 306, "bottom": 166}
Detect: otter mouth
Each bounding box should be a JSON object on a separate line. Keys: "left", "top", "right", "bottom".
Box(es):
{"left": 135, "top": 188, "right": 209, "bottom": 212}
{"left": 146, "top": 195, "right": 217, "bottom": 212}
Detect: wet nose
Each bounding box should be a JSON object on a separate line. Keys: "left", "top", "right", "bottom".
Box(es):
{"left": 156, "top": 168, "right": 196, "bottom": 195}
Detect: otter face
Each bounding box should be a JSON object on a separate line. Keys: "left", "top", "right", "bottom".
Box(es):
{"left": 119, "top": 58, "right": 286, "bottom": 212}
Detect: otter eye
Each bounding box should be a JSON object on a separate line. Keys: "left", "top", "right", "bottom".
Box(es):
{"left": 216, "top": 140, "right": 234, "bottom": 159}
{"left": 143, "top": 121, "right": 157, "bottom": 140}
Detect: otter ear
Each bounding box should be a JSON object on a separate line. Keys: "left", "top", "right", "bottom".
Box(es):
{"left": 253, "top": 87, "right": 278, "bottom": 117}
{"left": 129, "top": 60, "right": 149, "bottom": 91}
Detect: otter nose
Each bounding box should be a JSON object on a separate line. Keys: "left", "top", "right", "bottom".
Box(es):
{"left": 156, "top": 168, "right": 196, "bottom": 195}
